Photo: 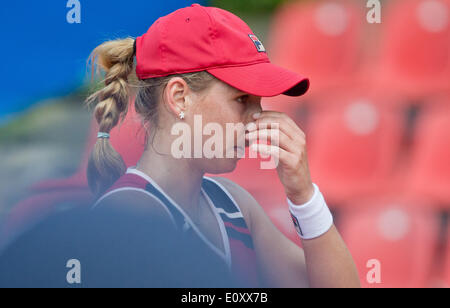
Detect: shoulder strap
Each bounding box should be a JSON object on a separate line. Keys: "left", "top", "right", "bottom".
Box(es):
{"left": 201, "top": 177, "right": 249, "bottom": 230}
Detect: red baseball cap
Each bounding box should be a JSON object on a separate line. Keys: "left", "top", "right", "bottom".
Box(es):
{"left": 135, "top": 4, "right": 309, "bottom": 97}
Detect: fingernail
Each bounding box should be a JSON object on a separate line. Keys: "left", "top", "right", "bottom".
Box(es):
{"left": 252, "top": 113, "right": 261, "bottom": 119}
{"left": 245, "top": 122, "right": 257, "bottom": 132}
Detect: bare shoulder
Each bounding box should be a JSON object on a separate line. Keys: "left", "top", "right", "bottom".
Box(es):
{"left": 93, "top": 189, "right": 175, "bottom": 226}
{"left": 208, "top": 176, "right": 264, "bottom": 232}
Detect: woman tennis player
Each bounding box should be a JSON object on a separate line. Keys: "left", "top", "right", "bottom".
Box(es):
{"left": 86, "top": 4, "right": 360, "bottom": 288}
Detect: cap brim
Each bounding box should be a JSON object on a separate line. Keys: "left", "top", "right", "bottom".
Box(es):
{"left": 207, "top": 62, "right": 309, "bottom": 97}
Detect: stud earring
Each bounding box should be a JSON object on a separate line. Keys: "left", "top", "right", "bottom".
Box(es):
{"left": 179, "top": 111, "right": 185, "bottom": 120}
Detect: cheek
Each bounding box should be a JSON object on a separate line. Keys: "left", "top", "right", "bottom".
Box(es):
{"left": 209, "top": 105, "right": 244, "bottom": 149}
{"left": 193, "top": 94, "right": 248, "bottom": 152}
{"left": 197, "top": 99, "right": 243, "bottom": 127}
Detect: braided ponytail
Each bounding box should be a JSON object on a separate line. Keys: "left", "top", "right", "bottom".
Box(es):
{"left": 86, "top": 37, "right": 135, "bottom": 197}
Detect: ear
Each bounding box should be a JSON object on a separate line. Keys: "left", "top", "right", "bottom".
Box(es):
{"left": 163, "top": 77, "right": 192, "bottom": 118}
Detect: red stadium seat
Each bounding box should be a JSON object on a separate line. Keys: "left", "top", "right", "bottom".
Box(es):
{"left": 339, "top": 201, "right": 439, "bottom": 288}
{"left": 374, "top": 0, "right": 450, "bottom": 98}
{"left": 407, "top": 99, "right": 450, "bottom": 208}
{"left": 268, "top": 0, "right": 364, "bottom": 95}
{"left": 108, "top": 103, "right": 146, "bottom": 167}
{"left": 306, "top": 91, "right": 404, "bottom": 206}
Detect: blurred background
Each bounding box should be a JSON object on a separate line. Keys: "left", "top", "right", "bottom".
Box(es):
{"left": 1, "top": 0, "right": 449, "bottom": 288}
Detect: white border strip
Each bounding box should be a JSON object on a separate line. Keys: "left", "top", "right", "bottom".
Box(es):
{"left": 203, "top": 176, "right": 248, "bottom": 226}
{"left": 215, "top": 207, "right": 244, "bottom": 219}
{"left": 202, "top": 188, "right": 232, "bottom": 269}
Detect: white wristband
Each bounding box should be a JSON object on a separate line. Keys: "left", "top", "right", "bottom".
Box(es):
{"left": 287, "top": 183, "right": 333, "bottom": 240}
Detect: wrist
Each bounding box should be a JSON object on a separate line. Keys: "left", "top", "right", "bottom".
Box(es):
{"left": 287, "top": 183, "right": 333, "bottom": 240}
{"left": 286, "top": 183, "right": 315, "bottom": 206}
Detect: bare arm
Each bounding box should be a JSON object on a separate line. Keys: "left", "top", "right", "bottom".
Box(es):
{"left": 216, "top": 176, "right": 360, "bottom": 288}
{"left": 300, "top": 225, "right": 360, "bottom": 288}
{"left": 213, "top": 109, "right": 360, "bottom": 288}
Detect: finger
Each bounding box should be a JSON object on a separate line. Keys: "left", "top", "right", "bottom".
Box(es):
{"left": 246, "top": 121, "right": 306, "bottom": 153}
{"left": 246, "top": 128, "right": 299, "bottom": 154}
{"left": 250, "top": 142, "right": 294, "bottom": 165}
{"left": 246, "top": 117, "right": 297, "bottom": 141}
{"left": 254, "top": 111, "right": 304, "bottom": 136}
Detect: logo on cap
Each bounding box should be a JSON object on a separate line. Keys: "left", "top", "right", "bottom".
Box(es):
{"left": 248, "top": 34, "right": 266, "bottom": 53}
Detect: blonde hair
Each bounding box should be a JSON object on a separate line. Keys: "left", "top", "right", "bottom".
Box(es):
{"left": 86, "top": 37, "right": 216, "bottom": 197}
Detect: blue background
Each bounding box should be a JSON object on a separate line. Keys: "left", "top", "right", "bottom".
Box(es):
{"left": 0, "top": 1, "right": 204, "bottom": 121}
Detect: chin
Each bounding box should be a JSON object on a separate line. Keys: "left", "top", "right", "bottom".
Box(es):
{"left": 205, "top": 157, "right": 240, "bottom": 175}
